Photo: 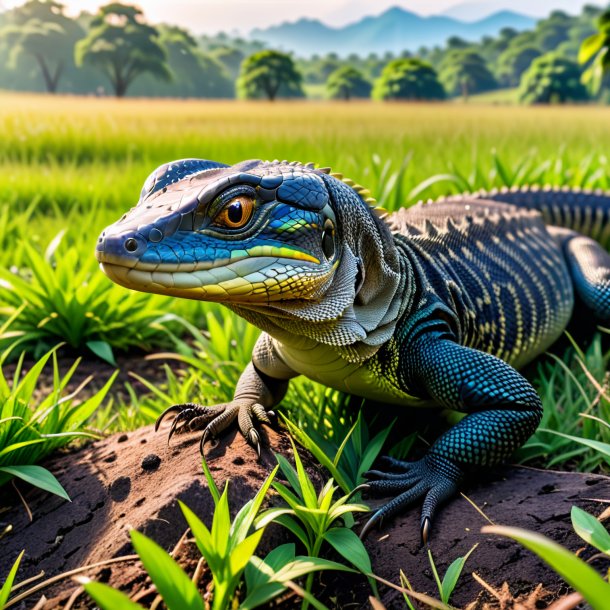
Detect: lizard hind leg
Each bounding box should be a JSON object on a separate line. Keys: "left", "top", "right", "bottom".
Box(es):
{"left": 563, "top": 233, "right": 610, "bottom": 321}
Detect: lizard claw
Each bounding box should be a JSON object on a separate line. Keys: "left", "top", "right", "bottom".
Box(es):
{"left": 248, "top": 428, "right": 262, "bottom": 457}
{"left": 155, "top": 404, "right": 184, "bottom": 432}
{"left": 360, "top": 508, "right": 384, "bottom": 540}
{"left": 421, "top": 516, "right": 431, "bottom": 547}
{"left": 357, "top": 454, "right": 462, "bottom": 544}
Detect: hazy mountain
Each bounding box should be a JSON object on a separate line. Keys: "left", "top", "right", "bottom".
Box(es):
{"left": 442, "top": 0, "right": 591, "bottom": 21}
{"left": 250, "top": 6, "right": 536, "bottom": 57}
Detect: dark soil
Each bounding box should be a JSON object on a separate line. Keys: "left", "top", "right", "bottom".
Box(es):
{"left": 1, "top": 420, "right": 609, "bottom": 610}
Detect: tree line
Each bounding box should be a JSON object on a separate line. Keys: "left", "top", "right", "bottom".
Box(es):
{"left": 0, "top": 1, "right": 609, "bottom": 103}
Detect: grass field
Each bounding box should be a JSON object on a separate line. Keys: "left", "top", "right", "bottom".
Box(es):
{"left": 1, "top": 92, "right": 610, "bottom": 457}
{"left": 2, "top": 92, "right": 610, "bottom": 608}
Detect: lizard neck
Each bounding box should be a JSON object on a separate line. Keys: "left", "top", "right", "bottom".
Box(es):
{"left": 230, "top": 181, "right": 416, "bottom": 363}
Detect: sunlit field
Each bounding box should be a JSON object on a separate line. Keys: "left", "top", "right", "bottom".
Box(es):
{"left": 3, "top": 91, "right": 610, "bottom": 608}
{"left": 3, "top": 93, "right": 610, "bottom": 217}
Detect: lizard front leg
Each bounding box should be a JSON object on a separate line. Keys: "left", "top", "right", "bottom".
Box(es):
{"left": 361, "top": 335, "right": 543, "bottom": 542}
{"left": 156, "top": 333, "right": 297, "bottom": 455}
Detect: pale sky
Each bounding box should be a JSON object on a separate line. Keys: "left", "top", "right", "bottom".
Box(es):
{"left": 0, "top": 0, "right": 595, "bottom": 33}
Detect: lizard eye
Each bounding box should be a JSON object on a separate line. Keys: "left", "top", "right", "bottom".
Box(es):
{"left": 212, "top": 196, "right": 255, "bottom": 229}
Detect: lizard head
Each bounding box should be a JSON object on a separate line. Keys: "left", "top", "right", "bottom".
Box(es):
{"left": 97, "top": 159, "right": 352, "bottom": 304}
{"left": 96, "top": 158, "right": 402, "bottom": 353}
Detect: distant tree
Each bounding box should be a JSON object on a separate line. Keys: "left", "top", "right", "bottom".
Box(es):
{"left": 439, "top": 50, "right": 497, "bottom": 100}
{"left": 209, "top": 46, "right": 244, "bottom": 79}
{"left": 326, "top": 66, "right": 371, "bottom": 100}
{"left": 582, "top": 5, "right": 603, "bottom": 20}
{"left": 236, "top": 50, "right": 303, "bottom": 101}
{"left": 131, "top": 26, "right": 233, "bottom": 98}
{"left": 579, "top": 9, "right": 610, "bottom": 95}
{"left": 536, "top": 11, "right": 572, "bottom": 52}
{"left": 304, "top": 57, "right": 342, "bottom": 84}
{"left": 496, "top": 45, "right": 542, "bottom": 87}
{"left": 372, "top": 58, "right": 445, "bottom": 101}
{"left": 446, "top": 36, "right": 470, "bottom": 50}
{"left": 519, "top": 53, "right": 589, "bottom": 103}
{"left": 75, "top": 3, "right": 170, "bottom": 97}
{"left": 0, "top": 0, "right": 83, "bottom": 93}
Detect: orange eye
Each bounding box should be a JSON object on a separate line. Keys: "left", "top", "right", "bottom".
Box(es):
{"left": 213, "top": 196, "right": 255, "bottom": 229}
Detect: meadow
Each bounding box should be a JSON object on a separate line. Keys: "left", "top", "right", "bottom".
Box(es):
{"left": 2, "top": 93, "right": 610, "bottom": 609}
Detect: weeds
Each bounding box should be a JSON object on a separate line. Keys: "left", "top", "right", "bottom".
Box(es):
{"left": 257, "top": 439, "right": 375, "bottom": 606}
{"left": 523, "top": 333, "right": 610, "bottom": 471}
{"left": 0, "top": 235, "right": 179, "bottom": 363}
{"left": 0, "top": 342, "right": 116, "bottom": 498}
{"left": 79, "top": 457, "right": 358, "bottom": 610}
{"left": 483, "top": 506, "right": 610, "bottom": 610}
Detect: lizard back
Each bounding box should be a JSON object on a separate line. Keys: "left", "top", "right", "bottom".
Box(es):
{"left": 385, "top": 199, "right": 574, "bottom": 368}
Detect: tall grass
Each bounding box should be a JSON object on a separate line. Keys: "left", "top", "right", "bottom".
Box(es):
{"left": 1, "top": 93, "right": 609, "bottom": 471}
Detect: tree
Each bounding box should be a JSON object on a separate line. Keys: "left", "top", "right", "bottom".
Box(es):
{"left": 372, "top": 58, "right": 445, "bottom": 101}
{"left": 75, "top": 3, "right": 170, "bottom": 97}
{"left": 326, "top": 66, "right": 371, "bottom": 100}
{"left": 0, "top": 1, "right": 84, "bottom": 93}
{"left": 130, "top": 26, "right": 233, "bottom": 98}
{"left": 236, "top": 50, "right": 303, "bottom": 101}
{"left": 496, "top": 45, "right": 542, "bottom": 87}
{"left": 579, "top": 9, "right": 610, "bottom": 95}
{"left": 439, "top": 50, "right": 497, "bottom": 100}
{"left": 519, "top": 53, "right": 589, "bottom": 104}
{"left": 209, "top": 46, "right": 244, "bottom": 80}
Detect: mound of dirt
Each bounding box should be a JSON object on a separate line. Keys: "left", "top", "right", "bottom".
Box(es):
{"left": 1, "top": 422, "right": 609, "bottom": 609}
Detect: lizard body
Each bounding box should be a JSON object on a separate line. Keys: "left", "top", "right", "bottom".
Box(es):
{"left": 96, "top": 159, "right": 610, "bottom": 539}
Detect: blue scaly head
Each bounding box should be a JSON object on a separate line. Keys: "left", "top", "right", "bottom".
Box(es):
{"left": 96, "top": 158, "right": 403, "bottom": 357}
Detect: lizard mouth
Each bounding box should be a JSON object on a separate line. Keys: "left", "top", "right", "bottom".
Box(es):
{"left": 99, "top": 258, "right": 337, "bottom": 304}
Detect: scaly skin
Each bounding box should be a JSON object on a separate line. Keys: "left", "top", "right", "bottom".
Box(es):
{"left": 96, "top": 159, "right": 610, "bottom": 541}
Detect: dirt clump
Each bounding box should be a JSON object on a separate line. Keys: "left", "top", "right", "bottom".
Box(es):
{"left": 1, "top": 423, "right": 609, "bottom": 609}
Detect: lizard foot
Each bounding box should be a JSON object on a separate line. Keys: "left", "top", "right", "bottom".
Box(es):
{"left": 356, "top": 453, "right": 463, "bottom": 544}
{"left": 155, "top": 400, "right": 273, "bottom": 456}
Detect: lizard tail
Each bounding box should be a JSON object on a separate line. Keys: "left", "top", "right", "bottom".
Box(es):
{"left": 464, "top": 186, "right": 610, "bottom": 249}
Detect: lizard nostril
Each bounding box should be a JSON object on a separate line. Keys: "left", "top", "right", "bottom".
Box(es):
{"left": 124, "top": 237, "right": 138, "bottom": 253}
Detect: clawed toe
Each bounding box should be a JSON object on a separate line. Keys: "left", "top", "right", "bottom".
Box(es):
{"left": 358, "top": 454, "right": 463, "bottom": 543}
{"left": 155, "top": 400, "right": 273, "bottom": 457}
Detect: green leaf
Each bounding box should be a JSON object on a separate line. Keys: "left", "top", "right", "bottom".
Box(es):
{"left": 440, "top": 544, "right": 477, "bottom": 604}
{"left": 211, "top": 484, "right": 231, "bottom": 558}
{"left": 0, "top": 465, "right": 70, "bottom": 501}
{"left": 275, "top": 452, "right": 303, "bottom": 500}
{"left": 179, "top": 501, "right": 221, "bottom": 575}
{"left": 542, "top": 430, "right": 610, "bottom": 461}
{"left": 229, "top": 529, "right": 264, "bottom": 575}
{"left": 0, "top": 439, "right": 46, "bottom": 458}
{"left": 86, "top": 340, "right": 117, "bottom": 366}
{"left": 571, "top": 507, "right": 610, "bottom": 556}
{"left": 274, "top": 556, "right": 357, "bottom": 582}
{"left": 245, "top": 544, "right": 296, "bottom": 592}
{"left": 281, "top": 416, "right": 350, "bottom": 492}
{"left": 240, "top": 582, "right": 287, "bottom": 610}
{"left": 131, "top": 530, "right": 204, "bottom": 610}
{"left": 483, "top": 525, "right": 610, "bottom": 610}
{"left": 267, "top": 513, "right": 311, "bottom": 551}
{"left": 82, "top": 580, "right": 145, "bottom": 610}
{"left": 579, "top": 32, "right": 605, "bottom": 65}
{"left": 0, "top": 550, "right": 23, "bottom": 610}
{"left": 201, "top": 455, "right": 220, "bottom": 505}
{"left": 290, "top": 438, "right": 319, "bottom": 510}
{"left": 231, "top": 464, "right": 278, "bottom": 544}
{"left": 323, "top": 527, "right": 372, "bottom": 575}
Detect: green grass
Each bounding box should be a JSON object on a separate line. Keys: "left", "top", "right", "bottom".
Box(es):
{"left": 464, "top": 87, "right": 519, "bottom": 104}
{"left": 3, "top": 91, "right": 610, "bottom": 610}
{"left": 1, "top": 91, "right": 610, "bottom": 475}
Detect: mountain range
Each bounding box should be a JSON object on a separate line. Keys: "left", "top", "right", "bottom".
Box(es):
{"left": 250, "top": 6, "right": 537, "bottom": 57}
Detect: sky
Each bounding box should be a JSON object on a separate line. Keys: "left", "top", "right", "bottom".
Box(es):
{"left": 0, "top": 0, "right": 595, "bottom": 33}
